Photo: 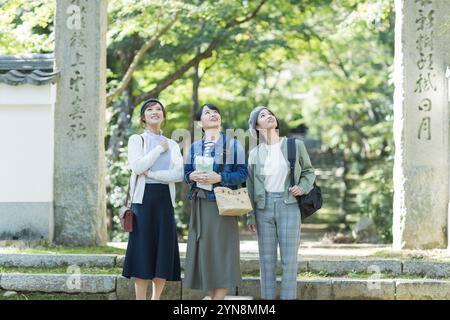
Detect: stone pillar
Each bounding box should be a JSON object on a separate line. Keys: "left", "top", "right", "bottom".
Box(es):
{"left": 448, "top": 66, "right": 450, "bottom": 250}
{"left": 393, "top": 0, "right": 450, "bottom": 249}
{"left": 53, "top": 0, "right": 108, "bottom": 246}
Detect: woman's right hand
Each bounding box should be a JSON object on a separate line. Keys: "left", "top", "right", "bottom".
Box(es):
{"left": 248, "top": 224, "right": 257, "bottom": 234}
{"left": 159, "top": 140, "right": 169, "bottom": 152}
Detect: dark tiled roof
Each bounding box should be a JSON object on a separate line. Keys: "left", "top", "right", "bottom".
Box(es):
{"left": 0, "top": 54, "right": 59, "bottom": 86}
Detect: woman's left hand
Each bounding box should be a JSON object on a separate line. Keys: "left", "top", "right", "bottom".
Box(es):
{"left": 289, "top": 185, "right": 303, "bottom": 197}
{"left": 198, "top": 172, "right": 222, "bottom": 184}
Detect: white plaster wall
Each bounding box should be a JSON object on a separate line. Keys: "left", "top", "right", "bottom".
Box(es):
{"left": 0, "top": 84, "right": 56, "bottom": 105}
{"left": 0, "top": 84, "right": 55, "bottom": 202}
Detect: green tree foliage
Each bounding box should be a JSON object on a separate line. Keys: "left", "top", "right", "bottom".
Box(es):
{"left": 0, "top": 0, "right": 395, "bottom": 242}
{"left": 0, "top": 0, "right": 54, "bottom": 53}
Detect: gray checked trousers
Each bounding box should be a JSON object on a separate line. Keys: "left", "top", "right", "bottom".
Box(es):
{"left": 255, "top": 192, "right": 301, "bottom": 299}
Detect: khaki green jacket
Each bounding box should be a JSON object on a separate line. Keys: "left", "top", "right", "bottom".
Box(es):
{"left": 246, "top": 137, "right": 316, "bottom": 225}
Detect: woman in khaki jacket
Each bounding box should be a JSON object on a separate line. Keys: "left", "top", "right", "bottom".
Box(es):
{"left": 246, "top": 106, "right": 316, "bottom": 300}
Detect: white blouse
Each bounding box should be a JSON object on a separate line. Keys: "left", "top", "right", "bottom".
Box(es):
{"left": 261, "top": 140, "right": 289, "bottom": 193}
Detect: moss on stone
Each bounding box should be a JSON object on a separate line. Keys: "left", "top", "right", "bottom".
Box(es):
{"left": 0, "top": 246, "right": 126, "bottom": 255}
{"left": 0, "top": 291, "right": 113, "bottom": 300}
{"left": 0, "top": 266, "right": 122, "bottom": 274}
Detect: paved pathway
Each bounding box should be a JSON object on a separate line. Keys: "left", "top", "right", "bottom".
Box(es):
{"left": 109, "top": 240, "right": 450, "bottom": 261}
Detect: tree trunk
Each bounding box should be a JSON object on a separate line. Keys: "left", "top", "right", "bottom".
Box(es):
{"left": 105, "top": 85, "right": 135, "bottom": 238}
{"left": 190, "top": 49, "right": 200, "bottom": 138}
{"left": 107, "top": 87, "right": 135, "bottom": 161}
{"left": 183, "top": 53, "right": 201, "bottom": 224}
{"left": 340, "top": 154, "right": 350, "bottom": 224}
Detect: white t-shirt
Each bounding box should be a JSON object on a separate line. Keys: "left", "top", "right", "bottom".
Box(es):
{"left": 261, "top": 140, "right": 289, "bottom": 192}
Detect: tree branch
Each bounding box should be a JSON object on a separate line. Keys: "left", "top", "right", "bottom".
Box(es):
{"left": 225, "top": 0, "right": 267, "bottom": 28}
{"left": 106, "top": 13, "right": 179, "bottom": 105}
{"left": 133, "top": 0, "right": 267, "bottom": 105}
{"left": 198, "top": 58, "right": 217, "bottom": 82}
{"left": 134, "top": 38, "right": 218, "bottom": 104}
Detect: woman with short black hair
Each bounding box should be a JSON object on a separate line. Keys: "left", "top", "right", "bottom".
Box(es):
{"left": 122, "top": 98, "right": 184, "bottom": 300}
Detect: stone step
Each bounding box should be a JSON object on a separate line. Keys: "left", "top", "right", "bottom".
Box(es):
{"left": 202, "top": 296, "right": 254, "bottom": 300}
{"left": 1, "top": 273, "right": 450, "bottom": 300}
{"left": 0, "top": 273, "right": 116, "bottom": 294}
{"left": 231, "top": 277, "right": 450, "bottom": 300}
{"left": 3, "top": 253, "right": 450, "bottom": 278}
{"left": 236, "top": 258, "right": 450, "bottom": 278}
{"left": 0, "top": 253, "right": 117, "bottom": 268}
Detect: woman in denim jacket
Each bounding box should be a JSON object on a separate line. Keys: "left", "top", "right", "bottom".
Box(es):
{"left": 183, "top": 103, "right": 247, "bottom": 300}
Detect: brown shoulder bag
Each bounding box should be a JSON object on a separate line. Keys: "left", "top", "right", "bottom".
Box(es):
{"left": 119, "top": 136, "right": 144, "bottom": 232}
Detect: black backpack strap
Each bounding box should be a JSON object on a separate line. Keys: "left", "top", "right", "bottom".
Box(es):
{"left": 287, "top": 137, "right": 296, "bottom": 187}
{"left": 233, "top": 136, "right": 237, "bottom": 165}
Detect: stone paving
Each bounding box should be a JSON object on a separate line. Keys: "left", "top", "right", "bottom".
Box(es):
{"left": 3, "top": 241, "right": 450, "bottom": 299}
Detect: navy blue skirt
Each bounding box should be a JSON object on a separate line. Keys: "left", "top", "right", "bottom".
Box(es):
{"left": 122, "top": 183, "right": 181, "bottom": 281}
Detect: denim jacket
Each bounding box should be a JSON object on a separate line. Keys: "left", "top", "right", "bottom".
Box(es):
{"left": 184, "top": 133, "right": 248, "bottom": 201}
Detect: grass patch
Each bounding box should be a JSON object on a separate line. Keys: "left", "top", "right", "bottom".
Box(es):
{"left": 243, "top": 270, "right": 449, "bottom": 280}
{"left": 0, "top": 246, "right": 126, "bottom": 255}
{"left": 371, "top": 250, "right": 450, "bottom": 262}
{"left": 0, "top": 266, "right": 123, "bottom": 275}
{"left": 370, "top": 250, "right": 404, "bottom": 259}
{"left": 296, "top": 271, "right": 450, "bottom": 280}
{"left": 298, "top": 271, "right": 330, "bottom": 279}
{"left": 345, "top": 271, "right": 391, "bottom": 279}
{"left": 238, "top": 271, "right": 450, "bottom": 281}
{"left": 0, "top": 292, "right": 112, "bottom": 300}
